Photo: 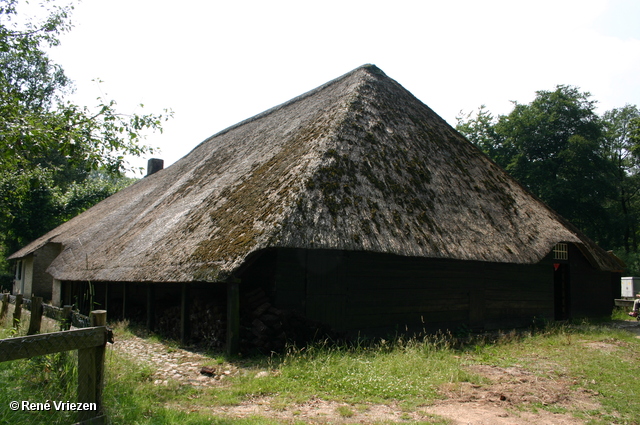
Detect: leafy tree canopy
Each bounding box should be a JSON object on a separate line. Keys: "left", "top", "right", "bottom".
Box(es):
{"left": 0, "top": 0, "right": 171, "bottom": 272}
{"left": 457, "top": 86, "right": 639, "bottom": 257}
{"left": 0, "top": 0, "right": 171, "bottom": 175}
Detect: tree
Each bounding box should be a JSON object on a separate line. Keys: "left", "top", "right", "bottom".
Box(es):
{"left": 602, "top": 105, "right": 640, "bottom": 252}
{"left": 456, "top": 105, "right": 513, "bottom": 169}
{"left": 0, "top": 0, "right": 171, "bottom": 268}
{"left": 0, "top": 0, "right": 170, "bottom": 175}
{"left": 457, "top": 86, "right": 616, "bottom": 247}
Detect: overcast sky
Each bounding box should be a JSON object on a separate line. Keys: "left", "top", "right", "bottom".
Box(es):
{"left": 41, "top": 0, "right": 640, "bottom": 174}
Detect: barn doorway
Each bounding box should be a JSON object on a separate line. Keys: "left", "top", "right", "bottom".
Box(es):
{"left": 554, "top": 264, "right": 570, "bottom": 320}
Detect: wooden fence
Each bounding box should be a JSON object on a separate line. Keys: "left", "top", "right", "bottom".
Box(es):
{"left": 0, "top": 293, "right": 91, "bottom": 333}
{"left": 0, "top": 297, "right": 112, "bottom": 424}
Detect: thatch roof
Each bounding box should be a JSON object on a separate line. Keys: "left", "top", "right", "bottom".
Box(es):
{"left": 9, "top": 64, "right": 621, "bottom": 282}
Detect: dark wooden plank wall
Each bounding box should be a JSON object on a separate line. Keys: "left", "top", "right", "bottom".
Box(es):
{"left": 273, "top": 249, "right": 307, "bottom": 311}
{"left": 568, "top": 244, "right": 617, "bottom": 318}
{"left": 482, "top": 262, "right": 553, "bottom": 328}
{"left": 305, "top": 250, "right": 346, "bottom": 328}
{"left": 343, "top": 251, "right": 470, "bottom": 334}
{"left": 273, "top": 248, "right": 556, "bottom": 336}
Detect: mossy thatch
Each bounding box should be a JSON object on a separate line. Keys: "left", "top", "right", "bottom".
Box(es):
{"left": 9, "top": 64, "right": 621, "bottom": 282}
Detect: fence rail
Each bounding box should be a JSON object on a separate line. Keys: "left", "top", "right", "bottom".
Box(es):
{"left": 1, "top": 303, "right": 111, "bottom": 425}
{"left": 0, "top": 293, "right": 91, "bottom": 332}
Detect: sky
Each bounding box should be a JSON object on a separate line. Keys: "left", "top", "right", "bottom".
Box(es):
{"left": 34, "top": 0, "right": 640, "bottom": 174}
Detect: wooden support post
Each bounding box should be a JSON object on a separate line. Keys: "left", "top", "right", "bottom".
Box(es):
{"left": 0, "top": 293, "right": 8, "bottom": 321}
{"left": 62, "top": 305, "right": 73, "bottom": 330}
{"left": 27, "top": 296, "right": 43, "bottom": 335}
{"left": 13, "top": 294, "right": 23, "bottom": 329}
{"left": 226, "top": 279, "right": 240, "bottom": 357}
{"left": 146, "top": 284, "right": 155, "bottom": 332}
{"left": 77, "top": 310, "right": 107, "bottom": 423}
{"left": 180, "top": 283, "right": 190, "bottom": 346}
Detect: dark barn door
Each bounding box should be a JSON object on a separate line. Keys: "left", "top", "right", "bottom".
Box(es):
{"left": 554, "top": 264, "right": 571, "bottom": 320}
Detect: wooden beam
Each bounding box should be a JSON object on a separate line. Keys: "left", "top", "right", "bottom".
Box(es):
{"left": 0, "top": 327, "right": 108, "bottom": 362}
{"left": 469, "top": 287, "right": 485, "bottom": 331}
{"left": 90, "top": 310, "right": 107, "bottom": 327}
{"left": 121, "top": 283, "right": 127, "bottom": 319}
{"left": 226, "top": 279, "right": 240, "bottom": 356}
{"left": 63, "top": 305, "right": 73, "bottom": 330}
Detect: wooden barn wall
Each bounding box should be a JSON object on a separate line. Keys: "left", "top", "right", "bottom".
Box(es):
{"left": 272, "top": 248, "right": 556, "bottom": 336}
{"left": 567, "top": 245, "right": 617, "bottom": 318}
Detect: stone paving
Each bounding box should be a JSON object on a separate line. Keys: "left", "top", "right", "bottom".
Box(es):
{"left": 110, "top": 335, "right": 238, "bottom": 387}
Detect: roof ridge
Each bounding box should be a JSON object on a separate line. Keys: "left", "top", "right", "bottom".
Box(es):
{"left": 200, "top": 65, "right": 383, "bottom": 142}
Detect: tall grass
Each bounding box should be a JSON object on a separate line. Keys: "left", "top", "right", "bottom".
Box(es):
{"left": 260, "top": 336, "right": 480, "bottom": 403}
{"left": 0, "top": 351, "right": 78, "bottom": 424}
{"left": 2, "top": 314, "right": 640, "bottom": 424}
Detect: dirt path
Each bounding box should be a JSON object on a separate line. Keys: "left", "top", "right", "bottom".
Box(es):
{"left": 109, "top": 324, "right": 640, "bottom": 424}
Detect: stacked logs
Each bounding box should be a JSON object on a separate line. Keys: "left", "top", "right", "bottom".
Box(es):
{"left": 242, "top": 288, "right": 287, "bottom": 352}
{"left": 153, "top": 288, "right": 343, "bottom": 352}
{"left": 155, "top": 299, "right": 226, "bottom": 349}
{"left": 241, "top": 288, "right": 344, "bottom": 353}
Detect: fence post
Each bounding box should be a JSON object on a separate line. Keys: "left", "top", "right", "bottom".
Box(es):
{"left": 62, "top": 305, "right": 72, "bottom": 330}
{"left": 0, "top": 293, "right": 8, "bottom": 321}
{"left": 77, "top": 310, "right": 107, "bottom": 423}
{"left": 13, "top": 294, "right": 23, "bottom": 329}
{"left": 27, "top": 296, "right": 43, "bottom": 335}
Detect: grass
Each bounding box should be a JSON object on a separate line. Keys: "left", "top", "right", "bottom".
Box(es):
{"left": 1, "top": 314, "right": 640, "bottom": 424}
{"left": 470, "top": 321, "right": 640, "bottom": 424}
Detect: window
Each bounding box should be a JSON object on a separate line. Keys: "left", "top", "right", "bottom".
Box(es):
{"left": 15, "top": 260, "right": 22, "bottom": 280}
{"left": 554, "top": 243, "right": 568, "bottom": 261}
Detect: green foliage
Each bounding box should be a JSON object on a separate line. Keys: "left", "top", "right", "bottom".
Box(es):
{"left": 0, "top": 352, "right": 78, "bottom": 424}
{"left": 613, "top": 249, "right": 640, "bottom": 276}
{"left": 456, "top": 105, "right": 511, "bottom": 168}
{"left": 602, "top": 105, "right": 640, "bottom": 253}
{"left": 0, "top": 0, "right": 171, "bottom": 268}
{"left": 228, "top": 337, "right": 479, "bottom": 406}
{"left": 0, "top": 169, "right": 136, "bottom": 254}
{"left": 457, "top": 86, "right": 640, "bottom": 256}
{"left": 4, "top": 320, "right": 640, "bottom": 424}
{"left": 0, "top": 0, "right": 171, "bottom": 174}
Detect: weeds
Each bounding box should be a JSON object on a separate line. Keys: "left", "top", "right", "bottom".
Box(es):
{"left": 2, "top": 315, "right": 640, "bottom": 424}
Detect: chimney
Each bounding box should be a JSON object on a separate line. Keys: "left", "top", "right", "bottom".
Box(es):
{"left": 146, "top": 158, "right": 164, "bottom": 177}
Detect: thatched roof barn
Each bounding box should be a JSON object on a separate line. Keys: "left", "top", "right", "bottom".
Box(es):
{"left": 10, "top": 64, "right": 622, "bottom": 351}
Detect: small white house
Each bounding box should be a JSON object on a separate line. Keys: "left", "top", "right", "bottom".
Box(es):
{"left": 12, "top": 242, "right": 61, "bottom": 305}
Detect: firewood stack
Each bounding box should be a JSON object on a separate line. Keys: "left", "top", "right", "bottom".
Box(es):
{"left": 241, "top": 288, "right": 344, "bottom": 352}
{"left": 155, "top": 299, "right": 226, "bottom": 349}
{"left": 242, "top": 288, "right": 287, "bottom": 352}
{"left": 153, "top": 288, "right": 343, "bottom": 352}
{"left": 190, "top": 301, "right": 226, "bottom": 350}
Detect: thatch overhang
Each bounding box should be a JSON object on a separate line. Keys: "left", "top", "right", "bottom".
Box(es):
{"left": 9, "top": 64, "right": 622, "bottom": 282}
